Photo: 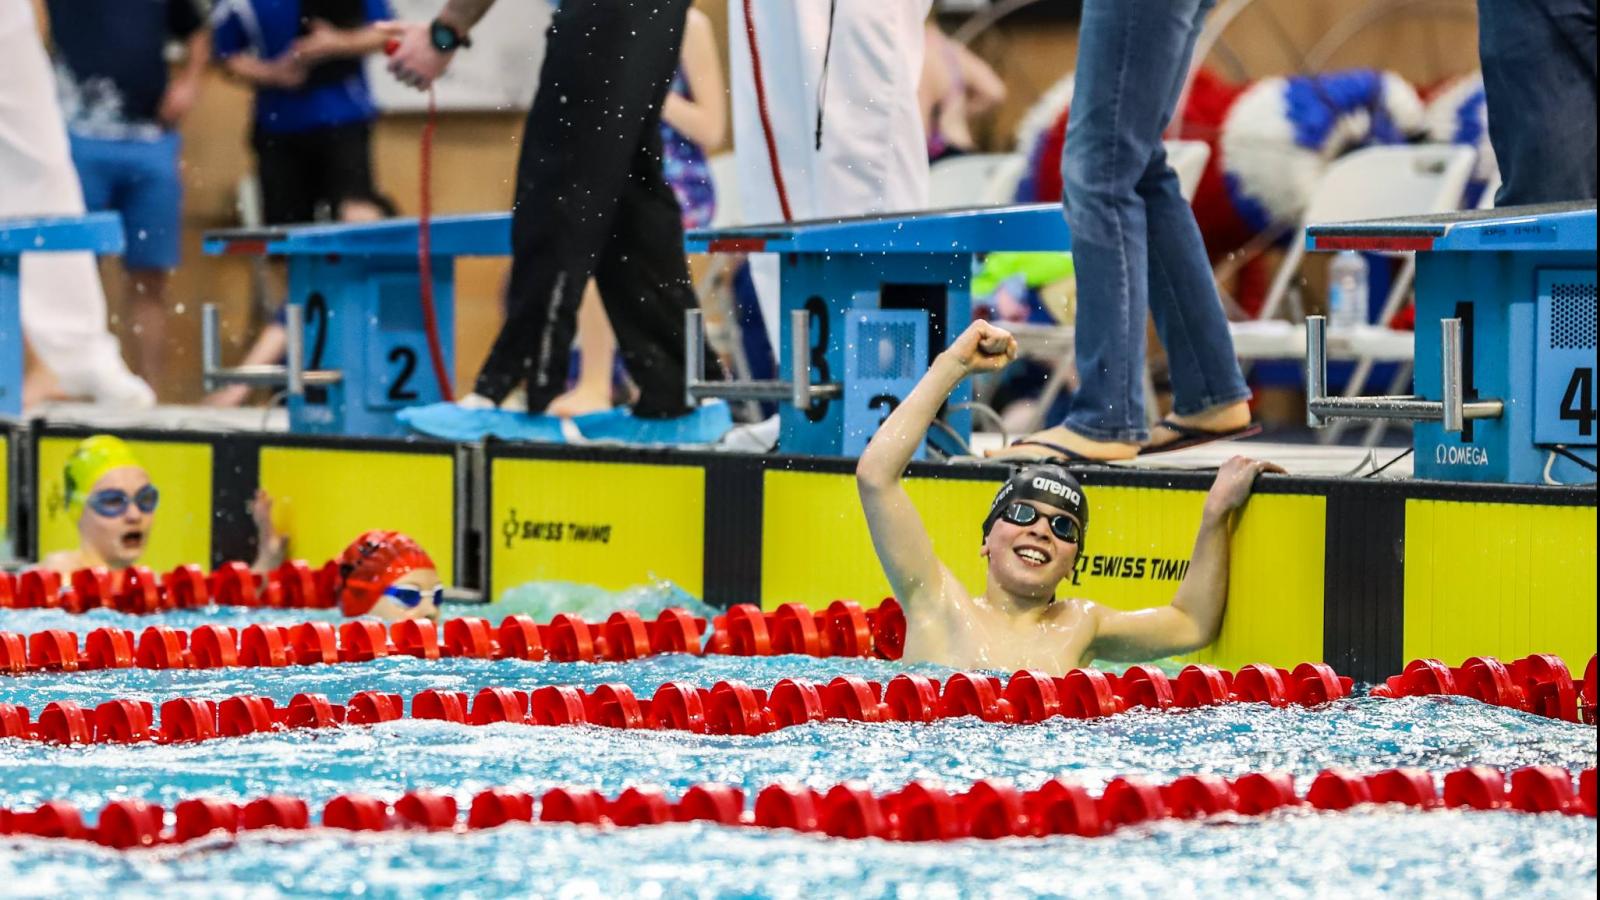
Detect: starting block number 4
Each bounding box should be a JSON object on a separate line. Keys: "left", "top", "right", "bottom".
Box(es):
{"left": 1535, "top": 272, "right": 1598, "bottom": 447}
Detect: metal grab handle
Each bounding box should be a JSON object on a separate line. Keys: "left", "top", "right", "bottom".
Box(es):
{"left": 1306, "top": 316, "right": 1328, "bottom": 428}
{"left": 202, "top": 303, "right": 342, "bottom": 395}
{"left": 789, "top": 308, "right": 811, "bottom": 412}
{"left": 1440, "top": 317, "right": 1464, "bottom": 433}
{"left": 1305, "top": 315, "right": 1501, "bottom": 430}
{"left": 683, "top": 309, "right": 842, "bottom": 407}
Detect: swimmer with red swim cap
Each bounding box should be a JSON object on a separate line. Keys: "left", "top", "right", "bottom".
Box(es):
{"left": 332, "top": 530, "right": 444, "bottom": 623}
{"left": 856, "top": 320, "right": 1284, "bottom": 671}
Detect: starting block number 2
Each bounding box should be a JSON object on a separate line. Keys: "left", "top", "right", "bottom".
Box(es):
{"left": 296, "top": 278, "right": 433, "bottom": 411}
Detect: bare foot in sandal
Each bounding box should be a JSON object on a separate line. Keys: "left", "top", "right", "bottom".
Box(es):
{"left": 985, "top": 425, "right": 1139, "bottom": 462}
{"left": 1143, "top": 401, "right": 1255, "bottom": 454}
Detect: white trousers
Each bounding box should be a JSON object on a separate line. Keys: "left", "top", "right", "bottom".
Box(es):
{"left": 0, "top": 4, "right": 153, "bottom": 406}
{"left": 728, "top": 0, "right": 932, "bottom": 352}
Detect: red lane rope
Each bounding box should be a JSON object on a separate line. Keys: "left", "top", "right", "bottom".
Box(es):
{"left": 0, "top": 663, "right": 1362, "bottom": 747}
{"left": 4, "top": 766, "right": 1594, "bottom": 849}
{"left": 416, "top": 88, "right": 454, "bottom": 399}
{"left": 741, "top": 0, "right": 793, "bottom": 222}
{"left": 0, "top": 594, "right": 903, "bottom": 673}
{"left": 0, "top": 570, "right": 903, "bottom": 663}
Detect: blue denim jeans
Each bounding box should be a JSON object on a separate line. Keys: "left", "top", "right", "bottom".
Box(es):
{"left": 1060, "top": 0, "right": 1250, "bottom": 443}
{"left": 1479, "top": 0, "right": 1597, "bottom": 205}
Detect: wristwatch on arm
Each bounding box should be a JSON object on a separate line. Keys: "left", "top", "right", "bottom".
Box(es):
{"left": 429, "top": 19, "right": 472, "bottom": 52}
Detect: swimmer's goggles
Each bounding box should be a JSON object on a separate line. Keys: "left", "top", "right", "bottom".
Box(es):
{"left": 86, "top": 485, "right": 160, "bottom": 518}
{"left": 382, "top": 584, "right": 443, "bottom": 609}
{"left": 999, "top": 502, "right": 1082, "bottom": 544}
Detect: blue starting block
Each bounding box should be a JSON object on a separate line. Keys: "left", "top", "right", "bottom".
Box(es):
{"left": 208, "top": 205, "right": 1075, "bottom": 450}
{"left": 686, "top": 204, "right": 1072, "bottom": 455}
{"left": 1306, "top": 201, "right": 1597, "bottom": 484}
{"left": 0, "top": 214, "right": 125, "bottom": 418}
{"left": 203, "top": 215, "right": 506, "bottom": 436}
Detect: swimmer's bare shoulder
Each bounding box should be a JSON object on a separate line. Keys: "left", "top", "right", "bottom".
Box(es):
{"left": 1051, "top": 595, "right": 1102, "bottom": 668}
{"left": 898, "top": 564, "right": 975, "bottom": 664}
{"left": 39, "top": 549, "right": 88, "bottom": 575}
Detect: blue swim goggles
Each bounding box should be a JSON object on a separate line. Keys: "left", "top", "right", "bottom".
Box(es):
{"left": 383, "top": 584, "right": 444, "bottom": 609}
{"left": 86, "top": 485, "right": 160, "bottom": 518}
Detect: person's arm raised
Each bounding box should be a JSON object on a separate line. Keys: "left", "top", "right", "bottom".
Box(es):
{"left": 856, "top": 320, "right": 1017, "bottom": 604}
{"left": 1087, "top": 456, "right": 1284, "bottom": 661}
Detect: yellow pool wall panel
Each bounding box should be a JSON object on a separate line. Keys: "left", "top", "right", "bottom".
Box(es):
{"left": 1403, "top": 499, "right": 1596, "bottom": 673}
{"left": 490, "top": 457, "right": 704, "bottom": 599}
{"left": 260, "top": 446, "right": 456, "bottom": 583}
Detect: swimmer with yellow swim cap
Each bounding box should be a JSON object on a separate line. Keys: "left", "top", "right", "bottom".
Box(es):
{"left": 40, "top": 435, "right": 286, "bottom": 577}
{"left": 856, "top": 320, "right": 1285, "bottom": 672}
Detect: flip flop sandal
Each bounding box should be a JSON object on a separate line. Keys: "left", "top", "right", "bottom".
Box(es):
{"left": 1001, "top": 440, "right": 1115, "bottom": 465}
{"left": 1138, "top": 420, "right": 1264, "bottom": 456}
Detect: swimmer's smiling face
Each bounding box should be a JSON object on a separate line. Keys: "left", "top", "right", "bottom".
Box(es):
{"left": 78, "top": 466, "right": 156, "bottom": 569}
{"left": 981, "top": 499, "right": 1080, "bottom": 601}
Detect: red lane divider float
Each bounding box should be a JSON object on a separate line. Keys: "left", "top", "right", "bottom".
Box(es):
{"left": 0, "top": 563, "right": 334, "bottom": 615}
{"left": 0, "top": 601, "right": 905, "bottom": 676}
{"left": 5, "top": 567, "right": 1591, "bottom": 729}
{"left": 1, "top": 766, "right": 1591, "bottom": 849}
{"left": 0, "top": 663, "right": 1356, "bottom": 745}
{"left": 1, "top": 559, "right": 912, "bottom": 658}
{"left": 1372, "top": 654, "right": 1598, "bottom": 725}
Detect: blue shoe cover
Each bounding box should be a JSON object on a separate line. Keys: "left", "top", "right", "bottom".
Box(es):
{"left": 573, "top": 401, "right": 733, "bottom": 446}
{"left": 398, "top": 403, "right": 567, "bottom": 443}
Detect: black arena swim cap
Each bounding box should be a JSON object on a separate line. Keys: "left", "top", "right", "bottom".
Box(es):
{"left": 982, "top": 464, "right": 1089, "bottom": 538}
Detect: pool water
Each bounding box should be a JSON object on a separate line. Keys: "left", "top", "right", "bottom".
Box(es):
{"left": 2, "top": 607, "right": 1596, "bottom": 898}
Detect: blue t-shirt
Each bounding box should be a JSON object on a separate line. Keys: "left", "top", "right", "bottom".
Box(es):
{"left": 211, "top": 0, "right": 391, "bottom": 135}
{"left": 47, "top": 0, "right": 205, "bottom": 138}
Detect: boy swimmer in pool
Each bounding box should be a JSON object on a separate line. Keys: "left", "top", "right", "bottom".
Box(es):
{"left": 40, "top": 435, "right": 286, "bottom": 578}
{"left": 856, "top": 320, "right": 1283, "bottom": 671}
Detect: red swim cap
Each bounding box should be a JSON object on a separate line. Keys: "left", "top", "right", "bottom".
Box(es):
{"left": 334, "top": 530, "right": 436, "bottom": 617}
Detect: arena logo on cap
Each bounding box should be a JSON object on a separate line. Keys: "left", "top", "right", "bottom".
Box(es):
{"left": 1031, "top": 476, "right": 1081, "bottom": 507}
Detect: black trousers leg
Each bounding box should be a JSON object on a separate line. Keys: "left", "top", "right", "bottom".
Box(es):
{"left": 592, "top": 119, "right": 722, "bottom": 418}
{"left": 473, "top": 0, "right": 693, "bottom": 406}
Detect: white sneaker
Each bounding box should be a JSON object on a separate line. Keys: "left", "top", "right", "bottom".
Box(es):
{"left": 718, "top": 414, "right": 780, "bottom": 452}
{"left": 86, "top": 367, "right": 156, "bottom": 409}
{"left": 457, "top": 393, "right": 496, "bottom": 410}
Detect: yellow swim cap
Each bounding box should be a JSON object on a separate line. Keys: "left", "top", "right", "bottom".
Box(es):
{"left": 64, "top": 435, "right": 143, "bottom": 518}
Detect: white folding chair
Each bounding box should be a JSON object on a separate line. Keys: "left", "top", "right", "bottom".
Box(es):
{"left": 1258, "top": 143, "right": 1477, "bottom": 323}
{"left": 928, "top": 153, "right": 1025, "bottom": 209}
{"left": 1164, "top": 139, "right": 1211, "bottom": 203}
{"left": 980, "top": 154, "right": 1030, "bottom": 205}
{"left": 1477, "top": 169, "right": 1502, "bottom": 210}
{"left": 1247, "top": 143, "right": 1476, "bottom": 445}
